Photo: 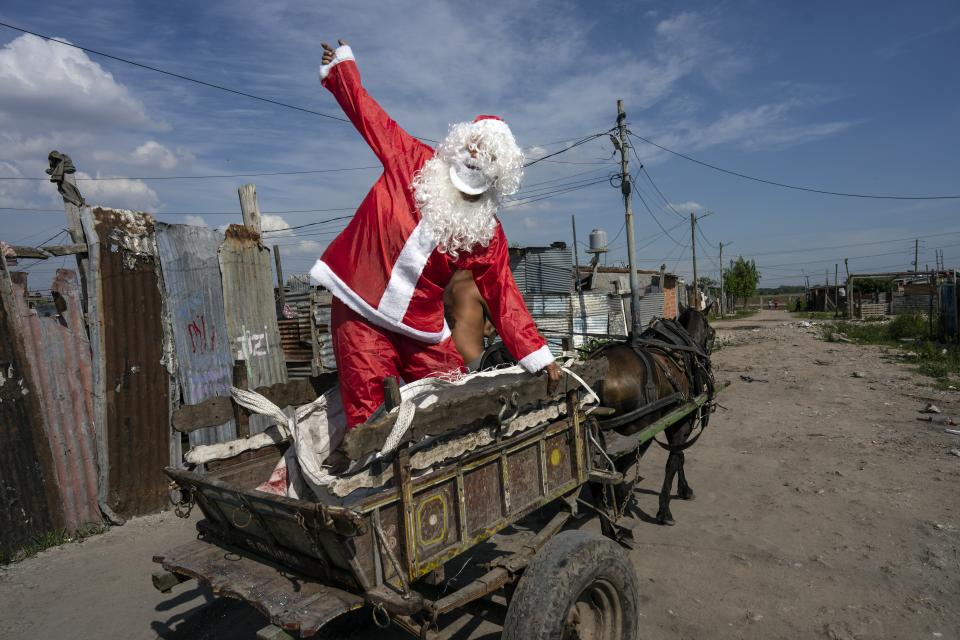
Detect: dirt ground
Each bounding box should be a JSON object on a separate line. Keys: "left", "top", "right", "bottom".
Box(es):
{"left": 2, "top": 310, "right": 958, "bottom": 639}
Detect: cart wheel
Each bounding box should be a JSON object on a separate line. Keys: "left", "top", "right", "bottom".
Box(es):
{"left": 502, "top": 530, "right": 639, "bottom": 640}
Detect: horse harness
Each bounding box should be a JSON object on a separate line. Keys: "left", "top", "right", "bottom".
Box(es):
{"left": 600, "top": 318, "right": 716, "bottom": 452}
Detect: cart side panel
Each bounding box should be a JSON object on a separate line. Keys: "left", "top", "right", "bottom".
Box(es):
{"left": 463, "top": 461, "right": 504, "bottom": 537}
{"left": 506, "top": 444, "right": 542, "bottom": 514}
{"left": 412, "top": 479, "right": 460, "bottom": 562}
{"left": 544, "top": 430, "right": 576, "bottom": 492}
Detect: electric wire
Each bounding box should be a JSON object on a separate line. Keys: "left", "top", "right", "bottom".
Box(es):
{"left": 0, "top": 21, "right": 355, "bottom": 124}
{"left": 0, "top": 166, "right": 381, "bottom": 182}
{"left": 628, "top": 131, "right": 960, "bottom": 200}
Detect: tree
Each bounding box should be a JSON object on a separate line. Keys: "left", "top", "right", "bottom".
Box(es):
{"left": 724, "top": 257, "right": 760, "bottom": 311}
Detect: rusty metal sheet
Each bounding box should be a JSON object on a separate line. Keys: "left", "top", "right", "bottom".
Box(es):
{"left": 156, "top": 223, "right": 236, "bottom": 446}
{"left": 85, "top": 207, "right": 171, "bottom": 519}
{"left": 10, "top": 270, "right": 100, "bottom": 532}
{"left": 0, "top": 255, "right": 64, "bottom": 561}
{"left": 218, "top": 225, "right": 287, "bottom": 434}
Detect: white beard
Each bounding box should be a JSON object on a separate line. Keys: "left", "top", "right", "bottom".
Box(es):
{"left": 412, "top": 156, "right": 498, "bottom": 258}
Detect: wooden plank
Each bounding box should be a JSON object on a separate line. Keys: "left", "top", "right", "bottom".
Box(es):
{"left": 341, "top": 359, "right": 607, "bottom": 460}
{"left": 7, "top": 244, "right": 88, "bottom": 259}
{"left": 43, "top": 243, "right": 88, "bottom": 256}
{"left": 172, "top": 373, "right": 337, "bottom": 433}
{"left": 232, "top": 362, "right": 251, "bottom": 439}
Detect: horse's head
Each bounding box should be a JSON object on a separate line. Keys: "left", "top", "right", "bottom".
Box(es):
{"left": 678, "top": 301, "right": 716, "bottom": 354}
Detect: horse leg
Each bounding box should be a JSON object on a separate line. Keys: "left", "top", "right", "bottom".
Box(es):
{"left": 676, "top": 451, "right": 695, "bottom": 500}
{"left": 656, "top": 451, "right": 681, "bottom": 525}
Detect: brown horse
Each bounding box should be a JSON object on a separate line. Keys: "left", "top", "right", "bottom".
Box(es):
{"left": 591, "top": 303, "right": 716, "bottom": 526}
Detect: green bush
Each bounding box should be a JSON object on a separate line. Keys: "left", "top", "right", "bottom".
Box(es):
{"left": 887, "top": 313, "right": 928, "bottom": 339}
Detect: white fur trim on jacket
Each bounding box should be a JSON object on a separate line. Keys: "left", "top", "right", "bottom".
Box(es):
{"left": 518, "top": 344, "right": 554, "bottom": 373}
{"left": 377, "top": 220, "right": 438, "bottom": 322}
{"left": 310, "top": 259, "right": 452, "bottom": 344}
{"left": 319, "top": 45, "right": 355, "bottom": 81}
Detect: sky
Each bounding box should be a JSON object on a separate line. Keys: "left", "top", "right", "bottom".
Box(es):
{"left": 1, "top": 0, "right": 958, "bottom": 289}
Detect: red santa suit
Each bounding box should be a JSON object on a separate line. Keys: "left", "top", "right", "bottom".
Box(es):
{"left": 311, "top": 45, "right": 554, "bottom": 428}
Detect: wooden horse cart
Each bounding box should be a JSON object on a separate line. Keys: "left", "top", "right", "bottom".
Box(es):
{"left": 154, "top": 357, "right": 715, "bottom": 639}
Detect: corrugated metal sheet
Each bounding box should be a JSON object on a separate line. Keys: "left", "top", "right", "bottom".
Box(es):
{"left": 88, "top": 207, "right": 171, "bottom": 519}
{"left": 279, "top": 319, "right": 313, "bottom": 361}
{"left": 156, "top": 223, "right": 236, "bottom": 446}
{"left": 941, "top": 283, "right": 957, "bottom": 339}
{"left": 608, "top": 296, "right": 628, "bottom": 337}
{"left": 571, "top": 292, "right": 610, "bottom": 316}
{"left": 10, "top": 270, "right": 100, "bottom": 532}
{"left": 219, "top": 225, "right": 287, "bottom": 434}
{"left": 0, "top": 258, "right": 62, "bottom": 561}
{"left": 891, "top": 292, "right": 937, "bottom": 315}
{"left": 639, "top": 292, "right": 665, "bottom": 328}
{"left": 511, "top": 246, "right": 573, "bottom": 294}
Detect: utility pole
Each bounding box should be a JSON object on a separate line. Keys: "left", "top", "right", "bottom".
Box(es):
{"left": 687, "top": 210, "right": 713, "bottom": 310}
{"left": 914, "top": 238, "right": 919, "bottom": 272}
{"left": 834, "top": 263, "right": 839, "bottom": 318}
{"left": 844, "top": 257, "right": 852, "bottom": 319}
{"left": 718, "top": 241, "right": 732, "bottom": 317}
{"left": 690, "top": 212, "right": 698, "bottom": 308}
{"left": 615, "top": 100, "right": 642, "bottom": 340}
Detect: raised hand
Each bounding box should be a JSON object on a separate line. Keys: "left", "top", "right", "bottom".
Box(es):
{"left": 321, "top": 39, "right": 348, "bottom": 65}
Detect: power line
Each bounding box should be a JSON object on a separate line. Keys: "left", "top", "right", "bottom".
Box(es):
{"left": 0, "top": 20, "right": 355, "bottom": 124}
{"left": 523, "top": 131, "right": 614, "bottom": 167}
{"left": 629, "top": 131, "right": 960, "bottom": 200}
{"left": 501, "top": 177, "right": 609, "bottom": 209}
{"left": 640, "top": 167, "right": 687, "bottom": 219}
{"left": 634, "top": 188, "right": 684, "bottom": 246}
{"left": 261, "top": 215, "right": 353, "bottom": 234}
{"left": 0, "top": 166, "right": 381, "bottom": 182}
{"left": 0, "top": 206, "right": 355, "bottom": 216}
{"left": 735, "top": 230, "right": 955, "bottom": 258}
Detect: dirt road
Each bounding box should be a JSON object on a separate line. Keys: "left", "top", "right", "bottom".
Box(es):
{"left": 2, "top": 310, "right": 958, "bottom": 639}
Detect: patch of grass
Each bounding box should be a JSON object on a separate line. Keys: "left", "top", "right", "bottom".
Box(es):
{"left": 823, "top": 312, "right": 960, "bottom": 387}
{"left": 2, "top": 521, "right": 109, "bottom": 564}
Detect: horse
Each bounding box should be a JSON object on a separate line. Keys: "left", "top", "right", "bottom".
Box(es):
{"left": 589, "top": 303, "right": 716, "bottom": 526}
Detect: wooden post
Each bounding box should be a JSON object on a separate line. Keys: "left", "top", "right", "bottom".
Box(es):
{"left": 834, "top": 263, "right": 839, "bottom": 318}
{"left": 233, "top": 361, "right": 250, "bottom": 438}
{"left": 383, "top": 377, "right": 402, "bottom": 412}
{"left": 273, "top": 245, "right": 285, "bottom": 312}
{"left": 238, "top": 183, "right": 262, "bottom": 235}
{"left": 48, "top": 151, "right": 89, "bottom": 309}
{"left": 690, "top": 212, "right": 698, "bottom": 308}
{"left": 718, "top": 242, "right": 724, "bottom": 316}
{"left": 308, "top": 290, "right": 321, "bottom": 376}
{"left": 615, "top": 100, "right": 642, "bottom": 342}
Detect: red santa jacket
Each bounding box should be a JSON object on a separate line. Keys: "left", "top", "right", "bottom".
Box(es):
{"left": 310, "top": 45, "right": 553, "bottom": 373}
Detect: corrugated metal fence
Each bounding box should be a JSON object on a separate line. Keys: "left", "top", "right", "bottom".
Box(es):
{"left": 1, "top": 199, "right": 298, "bottom": 558}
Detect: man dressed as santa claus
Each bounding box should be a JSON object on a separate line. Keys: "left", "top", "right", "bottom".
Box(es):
{"left": 311, "top": 39, "right": 561, "bottom": 430}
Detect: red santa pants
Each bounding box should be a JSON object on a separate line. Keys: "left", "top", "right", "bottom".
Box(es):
{"left": 330, "top": 298, "right": 465, "bottom": 429}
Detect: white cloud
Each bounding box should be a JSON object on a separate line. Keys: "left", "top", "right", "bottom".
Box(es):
{"left": 183, "top": 215, "right": 209, "bottom": 227}
{"left": 131, "top": 141, "right": 178, "bottom": 169}
{"left": 76, "top": 172, "right": 160, "bottom": 211}
{"left": 670, "top": 102, "right": 855, "bottom": 153}
{"left": 261, "top": 214, "right": 292, "bottom": 236}
{"left": 667, "top": 201, "right": 704, "bottom": 213}
{"left": 0, "top": 34, "right": 165, "bottom": 131}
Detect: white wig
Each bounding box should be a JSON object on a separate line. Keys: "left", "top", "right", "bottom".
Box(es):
{"left": 412, "top": 119, "right": 524, "bottom": 258}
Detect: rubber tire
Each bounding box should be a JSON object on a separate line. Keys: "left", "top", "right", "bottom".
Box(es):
{"left": 502, "top": 530, "right": 640, "bottom": 640}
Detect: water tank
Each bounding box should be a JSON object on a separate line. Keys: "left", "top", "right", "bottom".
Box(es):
{"left": 588, "top": 228, "right": 608, "bottom": 252}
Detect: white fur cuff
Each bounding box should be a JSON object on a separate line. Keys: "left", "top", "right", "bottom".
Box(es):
{"left": 319, "top": 45, "right": 355, "bottom": 81}
{"left": 518, "top": 344, "right": 554, "bottom": 373}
